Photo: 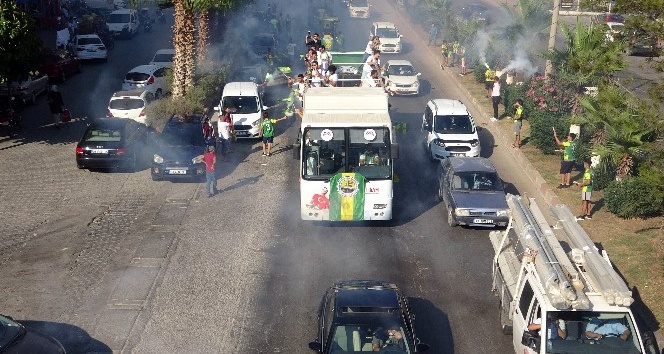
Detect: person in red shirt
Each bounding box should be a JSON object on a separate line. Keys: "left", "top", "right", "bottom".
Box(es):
{"left": 203, "top": 145, "right": 217, "bottom": 197}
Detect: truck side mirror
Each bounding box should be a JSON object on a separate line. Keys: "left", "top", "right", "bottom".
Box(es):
{"left": 293, "top": 131, "right": 302, "bottom": 159}
{"left": 308, "top": 341, "right": 322, "bottom": 352}
{"left": 521, "top": 331, "right": 540, "bottom": 352}
{"left": 391, "top": 143, "right": 399, "bottom": 159}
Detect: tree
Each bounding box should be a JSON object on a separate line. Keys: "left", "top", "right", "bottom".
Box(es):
{"left": 0, "top": 1, "right": 43, "bottom": 85}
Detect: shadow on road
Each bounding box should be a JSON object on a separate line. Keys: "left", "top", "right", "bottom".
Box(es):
{"left": 408, "top": 297, "right": 454, "bottom": 354}
{"left": 19, "top": 320, "right": 111, "bottom": 354}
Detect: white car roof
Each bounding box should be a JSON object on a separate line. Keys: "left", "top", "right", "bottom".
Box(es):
{"left": 429, "top": 99, "right": 470, "bottom": 116}
{"left": 127, "top": 64, "right": 162, "bottom": 74}
{"left": 111, "top": 89, "right": 150, "bottom": 98}
{"left": 75, "top": 34, "right": 101, "bottom": 39}
{"left": 386, "top": 59, "right": 413, "bottom": 66}
{"left": 373, "top": 21, "right": 397, "bottom": 29}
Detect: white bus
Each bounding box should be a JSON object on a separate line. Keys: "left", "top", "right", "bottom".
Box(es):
{"left": 294, "top": 87, "right": 398, "bottom": 221}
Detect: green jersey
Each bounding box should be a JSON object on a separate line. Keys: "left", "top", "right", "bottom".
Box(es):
{"left": 562, "top": 140, "right": 576, "bottom": 161}
{"left": 261, "top": 118, "right": 278, "bottom": 138}
{"left": 582, "top": 168, "right": 593, "bottom": 192}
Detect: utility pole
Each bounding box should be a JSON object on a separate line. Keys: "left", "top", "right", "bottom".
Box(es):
{"left": 545, "top": 0, "right": 562, "bottom": 77}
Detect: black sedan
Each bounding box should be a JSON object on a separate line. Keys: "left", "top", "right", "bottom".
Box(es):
{"left": 437, "top": 157, "right": 509, "bottom": 228}
{"left": 0, "top": 314, "right": 66, "bottom": 353}
{"left": 309, "top": 280, "right": 429, "bottom": 353}
{"left": 151, "top": 114, "right": 209, "bottom": 181}
{"left": 76, "top": 118, "right": 149, "bottom": 171}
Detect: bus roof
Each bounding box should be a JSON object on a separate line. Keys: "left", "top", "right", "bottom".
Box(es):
{"left": 302, "top": 87, "right": 391, "bottom": 126}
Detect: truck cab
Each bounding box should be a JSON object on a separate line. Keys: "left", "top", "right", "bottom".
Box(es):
{"left": 491, "top": 195, "right": 661, "bottom": 354}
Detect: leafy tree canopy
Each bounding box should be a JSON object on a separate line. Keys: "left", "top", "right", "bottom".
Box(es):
{"left": 0, "top": 1, "right": 43, "bottom": 82}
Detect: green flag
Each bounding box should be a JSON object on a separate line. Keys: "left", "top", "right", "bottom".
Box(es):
{"left": 329, "top": 173, "right": 366, "bottom": 221}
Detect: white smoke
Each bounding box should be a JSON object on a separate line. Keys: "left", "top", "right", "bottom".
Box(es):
{"left": 475, "top": 30, "right": 491, "bottom": 65}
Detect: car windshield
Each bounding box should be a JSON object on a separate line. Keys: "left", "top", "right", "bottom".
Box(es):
{"left": 329, "top": 325, "right": 410, "bottom": 353}
{"left": 387, "top": 65, "right": 415, "bottom": 75}
{"left": 107, "top": 13, "right": 130, "bottom": 23}
{"left": 351, "top": 0, "right": 369, "bottom": 6}
{"left": 152, "top": 53, "right": 173, "bottom": 63}
{"left": 161, "top": 124, "right": 205, "bottom": 147}
{"left": 539, "top": 311, "right": 640, "bottom": 354}
{"left": 222, "top": 96, "right": 259, "bottom": 114}
{"left": 125, "top": 71, "right": 151, "bottom": 82}
{"left": 109, "top": 98, "right": 144, "bottom": 110}
{"left": 452, "top": 172, "right": 503, "bottom": 191}
{"left": 376, "top": 28, "right": 398, "bottom": 38}
{"left": 78, "top": 37, "right": 102, "bottom": 45}
{"left": 84, "top": 126, "right": 124, "bottom": 142}
{"left": 0, "top": 315, "right": 24, "bottom": 347}
{"left": 433, "top": 115, "right": 473, "bottom": 134}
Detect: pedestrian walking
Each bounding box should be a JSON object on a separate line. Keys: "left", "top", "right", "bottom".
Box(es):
{"left": 440, "top": 42, "right": 449, "bottom": 67}
{"left": 260, "top": 112, "right": 287, "bottom": 156}
{"left": 202, "top": 116, "right": 215, "bottom": 146}
{"left": 553, "top": 128, "right": 577, "bottom": 188}
{"left": 217, "top": 107, "right": 232, "bottom": 159}
{"left": 47, "top": 85, "right": 64, "bottom": 129}
{"left": 203, "top": 145, "right": 217, "bottom": 197}
{"left": 490, "top": 76, "right": 501, "bottom": 121}
{"left": 575, "top": 159, "right": 594, "bottom": 220}
{"left": 428, "top": 23, "right": 438, "bottom": 46}
{"left": 512, "top": 99, "right": 524, "bottom": 148}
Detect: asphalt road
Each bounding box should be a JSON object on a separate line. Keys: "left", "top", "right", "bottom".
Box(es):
{"left": 0, "top": 1, "right": 568, "bottom": 353}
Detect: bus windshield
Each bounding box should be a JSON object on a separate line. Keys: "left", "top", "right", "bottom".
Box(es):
{"left": 302, "top": 127, "right": 392, "bottom": 180}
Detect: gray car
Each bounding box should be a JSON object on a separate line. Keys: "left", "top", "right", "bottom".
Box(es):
{"left": 437, "top": 157, "right": 509, "bottom": 227}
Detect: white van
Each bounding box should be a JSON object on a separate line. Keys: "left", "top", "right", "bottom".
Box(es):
{"left": 106, "top": 9, "right": 140, "bottom": 38}
{"left": 218, "top": 82, "right": 266, "bottom": 139}
{"left": 371, "top": 22, "right": 402, "bottom": 53}
{"left": 422, "top": 99, "right": 481, "bottom": 160}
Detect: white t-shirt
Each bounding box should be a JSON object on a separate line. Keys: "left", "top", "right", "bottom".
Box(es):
{"left": 217, "top": 119, "right": 230, "bottom": 139}
{"left": 362, "top": 56, "right": 380, "bottom": 78}
{"left": 492, "top": 82, "right": 501, "bottom": 97}
{"left": 362, "top": 77, "right": 378, "bottom": 87}
{"left": 364, "top": 40, "right": 374, "bottom": 54}
{"left": 327, "top": 73, "right": 338, "bottom": 86}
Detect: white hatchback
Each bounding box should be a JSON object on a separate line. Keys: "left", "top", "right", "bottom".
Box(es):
{"left": 422, "top": 99, "right": 481, "bottom": 160}
{"left": 121, "top": 64, "right": 170, "bottom": 98}
{"left": 149, "top": 49, "right": 175, "bottom": 68}
{"left": 107, "top": 89, "right": 154, "bottom": 124}
{"left": 382, "top": 60, "right": 421, "bottom": 96}
{"left": 71, "top": 34, "right": 108, "bottom": 61}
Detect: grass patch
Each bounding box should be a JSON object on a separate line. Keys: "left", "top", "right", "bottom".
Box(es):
{"left": 457, "top": 70, "right": 664, "bottom": 331}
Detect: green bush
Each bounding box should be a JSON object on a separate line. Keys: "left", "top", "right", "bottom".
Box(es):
{"left": 502, "top": 83, "right": 528, "bottom": 117}
{"left": 605, "top": 177, "right": 664, "bottom": 218}
{"left": 144, "top": 97, "right": 202, "bottom": 132}
{"left": 529, "top": 110, "right": 570, "bottom": 154}
{"left": 592, "top": 157, "right": 616, "bottom": 190}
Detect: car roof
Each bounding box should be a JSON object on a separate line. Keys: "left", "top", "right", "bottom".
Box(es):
{"left": 386, "top": 59, "right": 413, "bottom": 66}
{"left": 127, "top": 64, "right": 161, "bottom": 74}
{"left": 111, "top": 89, "right": 150, "bottom": 98}
{"left": 90, "top": 117, "right": 131, "bottom": 127}
{"left": 374, "top": 22, "right": 397, "bottom": 28}
{"left": 448, "top": 157, "right": 497, "bottom": 173}
{"left": 429, "top": 99, "right": 469, "bottom": 115}
{"left": 154, "top": 48, "right": 175, "bottom": 55}
{"left": 75, "top": 34, "right": 101, "bottom": 39}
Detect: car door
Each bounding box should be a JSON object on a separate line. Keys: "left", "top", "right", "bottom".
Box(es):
{"left": 422, "top": 105, "right": 433, "bottom": 148}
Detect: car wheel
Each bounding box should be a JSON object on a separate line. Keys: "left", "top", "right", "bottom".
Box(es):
{"left": 151, "top": 173, "right": 161, "bottom": 181}
{"left": 447, "top": 206, "right": 457, "bottom": 227}
{"left": 125, "top": 152, "right": 137, "bottom": 172}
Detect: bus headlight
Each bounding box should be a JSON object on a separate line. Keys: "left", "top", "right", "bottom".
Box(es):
{"left": 373, "top": 204, "right": 387, "bottom": 209}
{"left": 153, "top": 154, "right": 163, "bottom": 163}
{"left": 455, "top": 209, "right": 470, "bottom": 216}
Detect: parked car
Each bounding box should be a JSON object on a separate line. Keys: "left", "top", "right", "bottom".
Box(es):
{"left": 151, "top": 114, "right": 208, "bottom": 181}
{"left": 39, "top": 49, "right": 81, "bottom": 82}
{"left": 70, "top": 34, "right": 108, "bottom": 61}
{"left": 382, "top": 60, "right": 421, "bottom": 95}
{"left": 308, "top": 280, "right": 430, "bottom": 353}
{"left": 0, "top": 314, "right": 66, "bottom": 353}
{"left": 422, "top": 99, "right": 481, "bottom": 160}
{"left": 107, "top": 89, "right": 154, "bottom": 124}
{"left": 76, "top": 117, "right": 149, "bottom": 171}
{"left": 106, "top": 8, "right": 140, "bottom": 38}
{"left": 149, "top": 48, "right": 175, "bottom": 68}
{"left": 370, "top": 22, "right": 402, "bottom": 53}
{"left": 121, "top": 65, "right": 170, "bottom": 98}
{"left": 437, "top": 157, "right": 509, "bottom": 228}
{"left": 591, "top": 12, "right": 625, "bottom": 25}
{"left": 459, "top": 3, "right": 490, "bottom": 25}
{"left": 627, "top": 30, "right": 660, "bottom": 56}
{"left": 0, "top": 72, "right": 49, "bottom": 105}
{"left": 348, "top": 0, "right": 370, "bottom": 18}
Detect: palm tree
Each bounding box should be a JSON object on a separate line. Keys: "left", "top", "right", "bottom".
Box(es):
{"left": 498, "top": 0, "right": 550, "bottom": 45}
{"left": 171, "top": 0, "right": 196, "bottom": 98}
{"left": 577, "top": 84, "right": 656, "bottom": 179}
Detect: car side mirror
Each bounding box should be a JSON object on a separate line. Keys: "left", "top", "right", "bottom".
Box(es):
{"left": 416, "top": 73, "right": 422, "bottom": 76}
{"left": 308, "top": 341, "right": 322, "bottom": 352}
{"left": 423, "top": 122, "right": 431, "bottom": 132}
{"left": 476, "top": 126, "right": 482, "bottom": 131}
{"left": 399, "top": 34, "right": 403, "bottom": 38}
{"left": 391, "top": 143, "right": 399, "bottom": 159}
{"left": 521, "top": 331, "right": 540, "bottom": 352}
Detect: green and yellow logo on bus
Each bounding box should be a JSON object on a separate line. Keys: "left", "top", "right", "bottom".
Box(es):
{"left": 330, "top": 173, "right": 366, "bottom": 221}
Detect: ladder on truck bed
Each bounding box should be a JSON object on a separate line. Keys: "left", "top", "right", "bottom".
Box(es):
{"left": 490, "top": 195, "right": 633, "bottom": 312}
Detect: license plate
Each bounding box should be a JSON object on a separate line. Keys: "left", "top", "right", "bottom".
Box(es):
{"left": 473, "top": 219, "right": 494, "bottom": 224}
{"left": 452, "top": 153, "right": 465, "bottom": 157}
{"left": 90, "top": 149, "right": 108, "bottom": 154}
{"left": 168, "top": 169, "right": 187, "bottom": 175}
{"left": 237, "top": 131, "right": 248, "bottom": 136}
{"left": 398, "top": 88, "right": 409, "bottom": 91}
